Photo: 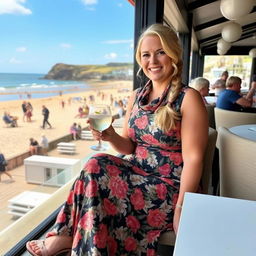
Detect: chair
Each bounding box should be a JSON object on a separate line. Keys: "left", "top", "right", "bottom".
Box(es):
{"left": 158, "top": 127, "right": 218, "bottom": 246}
{"left": 214, "top": 108, "right": 256, "bottom": 130}
{"left": 218, "top": 127, "right": 256, "bottom": 201}
{"left": 206, "top": 104, "right": 215, "bottom": 129}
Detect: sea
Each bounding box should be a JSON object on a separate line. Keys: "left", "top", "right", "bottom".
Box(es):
{"left": 0, "top": 73, "right": 89, "bottom": 102}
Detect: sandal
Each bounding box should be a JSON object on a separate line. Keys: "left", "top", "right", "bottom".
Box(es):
{"left": 26, "top": 240, "right": 71, "bottom": 256}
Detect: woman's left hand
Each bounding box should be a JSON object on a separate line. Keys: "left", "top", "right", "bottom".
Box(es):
{"left": 173, "top": 207, "right": 182, "bottom": 234}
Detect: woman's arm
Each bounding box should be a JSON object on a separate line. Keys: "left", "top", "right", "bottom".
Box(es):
{"left": 91, "top": 90, "right": 137, "bottom": 155}
{"left": 173, "top": 88, "right": 208, "bottom": 233}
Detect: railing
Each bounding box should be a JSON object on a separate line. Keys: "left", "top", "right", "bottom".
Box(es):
{"left": 0, "top": 157, "right": 87, "bottom": 255}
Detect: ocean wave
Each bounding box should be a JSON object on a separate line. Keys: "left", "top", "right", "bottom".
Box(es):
{"left": 0, "top": 87, "right": 6, "bottom": 91}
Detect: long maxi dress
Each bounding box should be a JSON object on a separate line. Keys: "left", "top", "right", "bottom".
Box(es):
{"left": 47, "top": 82, "right": 186, "bottom": 256}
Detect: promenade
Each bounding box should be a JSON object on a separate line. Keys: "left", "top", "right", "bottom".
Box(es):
{"left": 0, "top": 136, "right": 119, "bottom": 232}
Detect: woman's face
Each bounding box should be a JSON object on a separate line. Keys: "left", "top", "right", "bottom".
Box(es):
{"left": 140, "top": 35, "right": 173, "bottom": 87}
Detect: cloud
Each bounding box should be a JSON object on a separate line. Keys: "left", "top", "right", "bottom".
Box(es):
{"left": 117, "top": 3, "right": 123, "bottom": 7}
{"left": 9, "top": 57, "right": 22, "bottom": 64}
{"left": 60, "top": 43, "right": 72, "bottom": 49}
{"left": 81, "top": 0, "right": 98, "bottom": 5}
{"left": 104, "top": 52, "right": 117, "bottom": 59}
{"left": 16, "top": 46, "right": 27, "bottom": 52}
{"left": 102, "top": 39, "right": 133, "bottom": 45}
{"left": 0, "top": 0, "right": 32, "bottom": 15}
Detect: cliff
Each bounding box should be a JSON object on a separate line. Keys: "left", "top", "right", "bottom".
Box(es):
{"left": 43, "top": 63, "right": 133, "bottom": 81}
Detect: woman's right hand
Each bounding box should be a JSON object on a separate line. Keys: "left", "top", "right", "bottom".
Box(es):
{"left": 87, "top": 119, "right": 116, "bottom": 142}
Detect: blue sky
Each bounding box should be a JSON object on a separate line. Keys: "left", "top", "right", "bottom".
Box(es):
{"left": 0, "top": 0, "right": 134, "bottom": 74}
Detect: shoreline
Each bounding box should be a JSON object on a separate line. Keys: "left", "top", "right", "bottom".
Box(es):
{"left": 0, "top": 80, "right": 132, "bottom": 159}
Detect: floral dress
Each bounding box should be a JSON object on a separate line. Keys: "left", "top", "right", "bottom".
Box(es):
{"left": 47, "top": 82, "right": 186, "bottom": 256}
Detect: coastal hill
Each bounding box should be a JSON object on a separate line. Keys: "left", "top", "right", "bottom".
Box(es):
{"left": 43, "top": 62, "right": 133, "bottom": 81}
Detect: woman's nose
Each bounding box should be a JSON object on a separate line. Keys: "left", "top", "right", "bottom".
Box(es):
{"left": 149, "top": 54, "right": 157, "bottom": 64}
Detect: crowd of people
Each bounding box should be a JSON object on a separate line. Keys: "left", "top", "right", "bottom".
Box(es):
{"left": 190, "top": 71, "right": 256, "bottom": 112}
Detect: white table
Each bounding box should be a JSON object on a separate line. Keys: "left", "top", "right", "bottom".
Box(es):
{"left": 205, "top": 96, "right": 217, "bottom": 105}
{"left": 229, "top": 124, "right": 256, "bottom": 141}
{"left": 174, "top": 193, "right": 256, "bottom": 256}
{"left": 8, "top": 191, "right": 51, "bottom": 217}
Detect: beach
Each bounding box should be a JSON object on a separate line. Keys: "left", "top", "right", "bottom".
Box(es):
{"left": 0, "top": 80, "right": 132, "bottom": 160}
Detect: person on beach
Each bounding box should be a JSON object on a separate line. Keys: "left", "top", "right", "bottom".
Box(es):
{"left": 3, "top": 112, "right": 18, "bottom": 127}
{"left": 29, "top": 138, "right": 39, "bottom": 155}
{"left": 0, "top": 152, "right": 13, "bottom": 182}
{"left": 40, "top": 134, "right": 49, "bottom": 155}
{"left": 22, "top": 101, "right": 27, "bottom": 121}
{"left": 25, "top": 102, "right": 33, "bottom": 122}
{"left": 26, "top": 24, "right": 208, "bottom": 256}
{"left": 70, "top": 122, "right": 79, "bottom": 140}
{"left": 41, "top": 105, "right": 52, "bottom": 129}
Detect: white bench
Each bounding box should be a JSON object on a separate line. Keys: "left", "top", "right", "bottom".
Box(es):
{"left": 81, "top": 130, "right": 94, "bottom": 140}
{"left": 8, "top": 191, "right": 51, "bottom": 217}
{"left": 57, "top": 142, "right": 76, "bottom": 154}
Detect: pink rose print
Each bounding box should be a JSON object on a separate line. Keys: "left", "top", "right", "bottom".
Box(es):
{"left": 141, "top": 134, "right": 159, "bottom": 145}
{"left": 126, "top": 215, "right": 141, "bottom": 233}
{"left": 106, "top": 165, "right": 121, "bottom": 176}
{"left": 124, "top": 237, "right": 137, "bottom": 251}
{"left": 107, "top": 236, "right": 118, "bottom": 256}
{"left": 147, "top": 249, "right": 157, "bottom": 256}
{"left": 85, "top": 180, "right": 98, "bottom": 197}
{"left": 130, "top": 188, "right": 145, "bottom": 210}
{"left": 136, "top": 146, "right": 148, "bottom": 160}
{"left": 170, "top": 152, "right": 183, "bottom": 165}
{"left": 172, "top": 193, "right": 179, "bottom": 209}
{"left": 80, "top": 210, "right": 94, "bottom": 231}
{"left": 109, "top": 176, "right": 128, "bottom": 199}
{"left": 147, "top": 209, "right": 166, "bottom": 227}
{"left": 104, "top": 198, "right": 118, "bottom": 216}
{"left": 67, "top": 190, "right": 74, "bottom": 205}
{"left": 74, "top": 180, "right": 85, "bottom": 196}
{"left": 93, "top": 224, "right": 108, "bottom": 248}
{"left": 128, "top": 128, "right": 135, "bottom": 140}
{"left": 108, "top": 155, "right": 124, "bottom": 165}
{"left": 160, "top": 177, "right": 175, "bottom": 187}
{"left": 132, "top": 166, "right": 148, "bottom": 176}
{"left": 135, "top": 115, "right": 148, "bottom": 129}
{"left": 84, "top": 158, "right": 101, "bottom": 174}
{"left": 147, "top": 230, "right": 161, "bottom": 243}
{"left": 73, "top": 232, "right": 82, "bottom": 248}
{"left": 56, "top": 208, "right": 66, "bottom": 223}
{"left": 160, "top": 150, "right": 171, "bottom": 157}
{"left": 158, "top": 164, "right": 171, "bottom": 176}
{"left": 156, "top": 183, "right": 167, "bottom": 200}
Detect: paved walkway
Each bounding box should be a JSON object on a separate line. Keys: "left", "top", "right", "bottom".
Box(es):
{"left": 0, "top": 134, "right": 120, "bottom": 232}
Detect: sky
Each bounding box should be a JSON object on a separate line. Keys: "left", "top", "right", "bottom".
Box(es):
{"left": 0, "top": 0, "right": 134, "bottom": 74}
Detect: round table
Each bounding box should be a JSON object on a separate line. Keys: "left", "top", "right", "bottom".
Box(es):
{"left": 229, "top": 124, "right": 256, "bottom": 141}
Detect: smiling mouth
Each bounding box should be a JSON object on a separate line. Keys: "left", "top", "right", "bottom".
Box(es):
{"left": 149, "top": 67, "right": 162, "bottom": 72}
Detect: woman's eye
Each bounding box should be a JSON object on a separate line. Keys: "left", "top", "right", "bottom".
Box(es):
{"left": 158, "top": 51, "right": 166, "bottom": 55}
{"left": 142, "top": 53, "right": 150, "bottom": 58}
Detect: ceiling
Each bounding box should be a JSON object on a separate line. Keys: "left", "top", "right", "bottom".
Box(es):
{"left": 164, "top": 0, "right": 256, "bottom": 55}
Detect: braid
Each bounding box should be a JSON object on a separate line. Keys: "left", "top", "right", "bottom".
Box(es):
{"left": 154, "top": 62, "right": 182, "bottom": 133}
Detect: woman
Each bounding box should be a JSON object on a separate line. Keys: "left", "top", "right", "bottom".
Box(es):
{"left": 26, "top": 24, "right": 208, "bottom": 256}
{"left": 190, "top": 77, "right": 210, "bottom": 105}
{"left": 29, "top": 138, "right": 39, "bottom": 155}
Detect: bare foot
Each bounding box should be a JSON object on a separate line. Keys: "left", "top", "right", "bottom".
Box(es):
{"left": 27, "top": 236, "right": 72, "bottom": 256}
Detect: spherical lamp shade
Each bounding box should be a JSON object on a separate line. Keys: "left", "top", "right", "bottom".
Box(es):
{"left": 249, "top": 48, "right": 256, "bottom": 58}
{"left": 217, "top": 38, "right": 231, "bottom": 52}
{"left": 221, "top": 22, "right": 242, "bottom": 42}
{"left": 220, "top": 0, "right": 254, "bottom": 20}
{"left": 217, "top": 48, "right": 227, "bottom": 55}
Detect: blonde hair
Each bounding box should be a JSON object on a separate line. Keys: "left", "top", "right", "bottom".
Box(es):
{"left": 191, "top": 77, "right": 209, "bottom": 91}
{"left": 135, "top": 23, "right": 183, "bottom": 132}
{"left": 226, "top": 76, "right": 241, "bottom": 88}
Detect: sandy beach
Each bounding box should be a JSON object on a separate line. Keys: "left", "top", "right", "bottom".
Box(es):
{"left": 0, "top": 80, "right": 132, "bottom": 160}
